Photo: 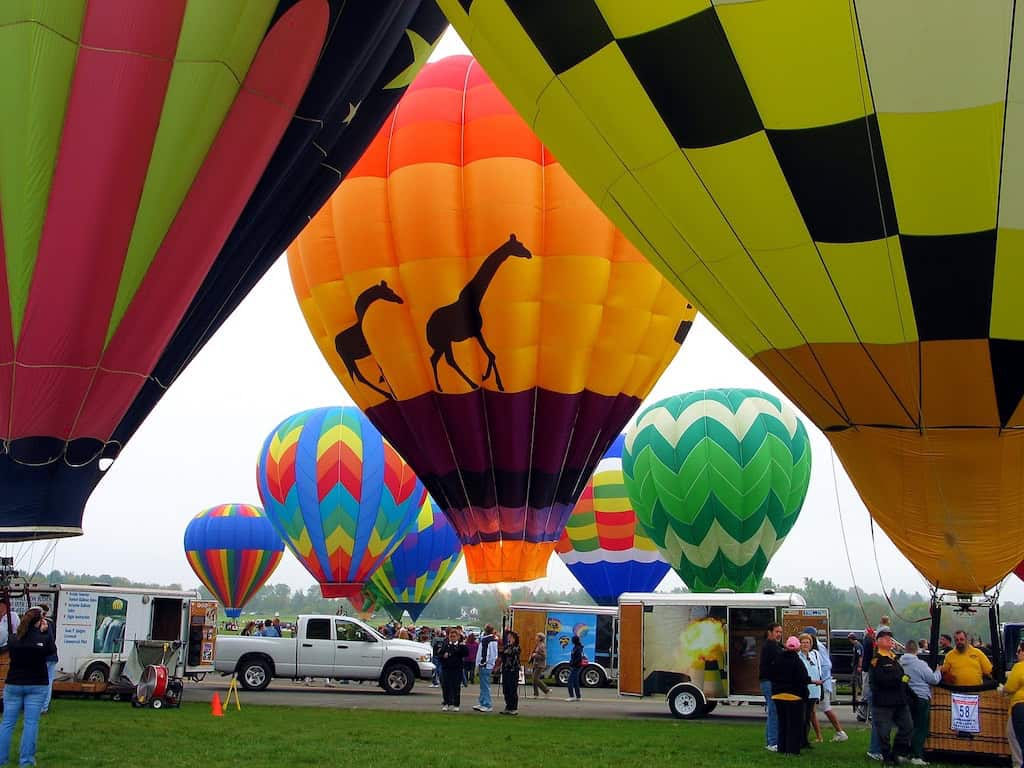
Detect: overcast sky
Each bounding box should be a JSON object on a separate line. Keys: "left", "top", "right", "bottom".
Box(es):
{"left": 25, "top": 28, "right": 1024, "bottom": 605}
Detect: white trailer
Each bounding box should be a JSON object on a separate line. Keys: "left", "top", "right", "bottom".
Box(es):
{"left": 618, "top": 592, "right": 829, "bottom": 719}
{"left": 15, "top": 583, "right": 219, "bottom": 687}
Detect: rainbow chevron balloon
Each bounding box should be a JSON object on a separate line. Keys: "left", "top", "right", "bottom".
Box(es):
{"left": 183, "top": 504, "right": 283, "bottom": 618}
{"left": 257, "top": 406, "right": 424, "bottom": 598}
{"left": 556, "top": 435, "right": 670, "bottom": 605}
{"left": 623, "top": 390, "right": 811, "bottom": 593}
{"left": 370, "top": 495, "right": 462, "bottom": 621}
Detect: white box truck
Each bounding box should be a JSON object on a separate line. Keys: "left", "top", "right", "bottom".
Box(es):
{"left": 618, "top": 592, "right": 828, "bottom": 719}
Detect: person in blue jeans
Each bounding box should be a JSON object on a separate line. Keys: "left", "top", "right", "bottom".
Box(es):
{"left": 36, "top": 606, "right": 56, "bottom": 716}
{"left": 759, "top": 623, "right": 783, "bottom": 750}
{"left": 473, "top": 625, "right": 498, "bottom": 712}
{"left": 0, "top": 607, "right": 56, "bottom": 766}
{"left": 567, "top": 635, "right": 584, "bottom": 701}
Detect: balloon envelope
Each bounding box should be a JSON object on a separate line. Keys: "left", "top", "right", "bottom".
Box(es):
{"left": 370, "top": 495, "right": 462, "bottom": 622}
{"left": 555, "top": 435, "right": 670, "bottom": 605}
{"left": 0, "top": 1, "right": 445, "bottom": 542}
{"left": 256, "top": 406, "right": 424, "bottom": 598}
{"left": 183, "top": 503, "right": 284, "bottom": 619}
{"left": 623, "top": 390, "right": 811, "bottom": 593}
{"left": 439, "top": 2, "right": 1024, "bottom": 593}
{"left": 287, "top": 55, "right": 695, "bottom": 583}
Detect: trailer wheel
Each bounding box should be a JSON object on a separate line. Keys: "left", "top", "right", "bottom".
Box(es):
{"left": 381, "top": 663, "right": 415, "bottom": 695}
{"left": 581, "top": 666, "right": 606, "bottom": 688}
{"left": 668, "top": 684, "right": 706, "bottom": 719}
{"left": 238, "top": 658, "right": 272, "bottom": 691}
{"left": 553, "top": 665, "right": 570, "bottom": 686}
{"left": 151, "top": 698, "right": 163, "bottom": 710}
{"left": 83, "top": 662, "right": 110, "bottom": 684}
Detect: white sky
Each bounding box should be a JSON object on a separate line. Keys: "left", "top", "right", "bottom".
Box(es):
{"left": 30, "top": 28, "right": 1024, "bottom": 604}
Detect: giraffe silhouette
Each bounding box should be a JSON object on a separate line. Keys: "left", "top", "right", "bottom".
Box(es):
{"left": 426, "top": 234, "right": 532, "bottom": 392}
{"left": 335, "top": 280, "right": 403, "bottom": 399}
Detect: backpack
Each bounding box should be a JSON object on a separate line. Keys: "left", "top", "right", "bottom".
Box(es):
{"left": 480, "top": 635, "right": 495, "bottom": 666}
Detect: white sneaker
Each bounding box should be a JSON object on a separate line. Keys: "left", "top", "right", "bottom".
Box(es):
{"left": 451, "top": 706, "right": 460, "bottom": 712}
{"left": 765, "top": 745, "right": 778, "bottom": 752}
{"left": 832, "top": 731, "right": 848, "bottom": 742}
{"left": 441, "top": 705, "right": 449, "bottom": 711}
{"left": 910, "top": 759, "right": 928, "bottom": 766}
{"left": 867, "top": 753, "right": 883, "bottom": 762}
{"left": 565, "top": 696, "right": 576, "bottom": 701}
{"left": 479, "top": 706, "right": 493, "bottom": 712}
{"left": 472, "top": 704, "right": 483, "bottom": 711}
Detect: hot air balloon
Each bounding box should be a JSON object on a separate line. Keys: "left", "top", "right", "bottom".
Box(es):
{"left": 622, "top": 390, "right": 811, "bottom": 594}
{"left": 349, "top": 584, "right": 386, "bottom": 621}
{"left": 555, "top": 435, "right": 670, "bottom": 605}
{"left": 183, "top": 504, "right": 284, "bottom": 618}
{"left": 370, "top": 495, "right": 462, "bottom": 622}
{"left": 287, "top": 55, "right": 695, "bottom": 584}
{"left": 256, "top": 406, "right": 423, "bottom": 598}
{"left": 439, "top": 2, "right": 1024, "bottom": 594}
{"left": 0, "top": 1, "right": 445, "bottom": 542}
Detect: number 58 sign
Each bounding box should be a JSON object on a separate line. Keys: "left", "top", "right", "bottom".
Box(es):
{"left": 950, "top": 693, "right": 981, "bottom": 733}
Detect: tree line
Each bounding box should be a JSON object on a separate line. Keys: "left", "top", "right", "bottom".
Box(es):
{"left": 32, "top": 569, "right": 1024, "bottom": 642}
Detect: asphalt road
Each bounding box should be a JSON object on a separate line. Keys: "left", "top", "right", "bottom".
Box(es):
{"left": 184, "top": 676, "right": 868, "bottom": 727}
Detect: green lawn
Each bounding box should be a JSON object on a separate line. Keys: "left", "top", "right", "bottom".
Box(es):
{"left": 14, "top": 701, "right": 975, "bottom": 767}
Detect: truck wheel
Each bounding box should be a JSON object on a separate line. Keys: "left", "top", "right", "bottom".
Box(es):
{"left": 581, "top": 666, "right": 606, "bottom": 688}
{"left": 238, "top": 658, "right": 272, "bottom": 691}
{"left": 83, "top": 662, "right": 110, "bottom": 683}
{"left": 381, "top": 663, "right": 415, "bottom": 695}
{"left": 668, "top": 683, "right": 706, "bottom": 719}
{"left": 553, "top": 665, "right": 570, "bottom": 686}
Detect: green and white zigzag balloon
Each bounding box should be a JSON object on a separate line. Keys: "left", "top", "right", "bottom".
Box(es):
{"left": 622, "top": 389, "right": 811, "bottom": 593}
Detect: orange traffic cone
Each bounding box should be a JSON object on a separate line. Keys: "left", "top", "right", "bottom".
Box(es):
{"left": 211, "top": 693, "right": 224, "bottom": 717}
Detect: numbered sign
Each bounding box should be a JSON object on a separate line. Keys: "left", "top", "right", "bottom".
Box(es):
{"left": 950, "top": 693, "right": 981, "bottom": 733}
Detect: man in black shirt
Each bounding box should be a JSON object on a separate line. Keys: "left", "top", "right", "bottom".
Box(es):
{"left": 759, "top": 622, "right": 784, "bottom": 751}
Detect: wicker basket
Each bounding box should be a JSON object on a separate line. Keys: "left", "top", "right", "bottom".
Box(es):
{"left": 925, "top": 686, "right": 1010, "bottom": 759}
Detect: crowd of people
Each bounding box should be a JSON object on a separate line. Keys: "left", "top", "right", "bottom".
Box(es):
{"left": 761, "top": 613, "right": 1022, "bottom": 765}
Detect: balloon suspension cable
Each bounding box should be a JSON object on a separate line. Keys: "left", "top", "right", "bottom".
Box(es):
{"left": 867, "top": 515, "right": 931, "bottom": 625}
{"left": 831, "top": 447, "right": 871, "bottom": 626}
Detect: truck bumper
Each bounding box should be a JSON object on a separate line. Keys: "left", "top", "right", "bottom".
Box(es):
{"left": 418, "top": 662, "right": 435, "bottom": 680}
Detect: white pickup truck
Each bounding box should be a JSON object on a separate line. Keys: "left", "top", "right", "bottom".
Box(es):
{"left": 214, "top": 615, "right": 434, "bottom": 694}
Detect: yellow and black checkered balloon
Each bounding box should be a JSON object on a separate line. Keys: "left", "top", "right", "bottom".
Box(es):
{"left": 441, "top": 0, "right": 1024, "bottom": 593}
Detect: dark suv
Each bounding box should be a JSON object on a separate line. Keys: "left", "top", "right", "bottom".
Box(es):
{"left": 828, "top": 629, "right": 864, "bottom": 687}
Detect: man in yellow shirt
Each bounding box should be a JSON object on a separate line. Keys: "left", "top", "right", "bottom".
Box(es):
{"left": 941, "top": 630, "right": 993, "bottom": 687}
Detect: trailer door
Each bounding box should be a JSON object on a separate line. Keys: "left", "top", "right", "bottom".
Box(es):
{"left": 511, "top": 609, "right": 547, "bottom": 667}
{"left": 618, "top": 603, "right": 644, "bottom": 696}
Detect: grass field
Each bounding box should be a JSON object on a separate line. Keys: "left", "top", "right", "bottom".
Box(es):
{"left": 16, "top": 700, "right": 970, "bottom": 767}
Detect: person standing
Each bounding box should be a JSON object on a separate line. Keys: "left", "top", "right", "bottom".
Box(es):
{"left": 808, "top": 632, "right": 847, "bottom": 742}
{"left": 36, "top": 606, "right": 57, "bottom": 716}
{"left": 759, "top": 623, "right": 783, "bottom": 751}
{"left": 499, "top": 630, "right": 521, "bottom": 715}
{"left": 438, "top": 627, "right": 468, "bottom": 712}
{"left": 798, "top": 633, "right": 824, "bottom": 745}
{"left": 473, "top": 625, "right": 498, "bottom": 712}
{"left": 870, "top": 628, "right": 913, "bottom": 764}
{"left": 566, "top": 635, "right": 584, "bottom": 702}
{"left": 529, "top": 632, "right": 550, "bottom": 698}
{"left": 770, "top": 636, "right": 811, "bottom": 755}
{"left": 941, "top": 629, "right": 993, "bottom": 687}
{"left": 1001, "top": 643, "right": 1024, "bottom": 768}
{"left": 463, "top": 633, "right": 478, "bottom": 687}
{"left": 900, "top": 639, "right": 941, "bottom": 766}
{"left": 0, "top": 608, "right": 56, "bottom": 767}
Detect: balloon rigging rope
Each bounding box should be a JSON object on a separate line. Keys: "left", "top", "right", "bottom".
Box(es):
{"left": 831, "top": 447, "right": 871, "bottom": 627}
{"left": 866, "top": 512, "right": 930, "bottom": 625}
